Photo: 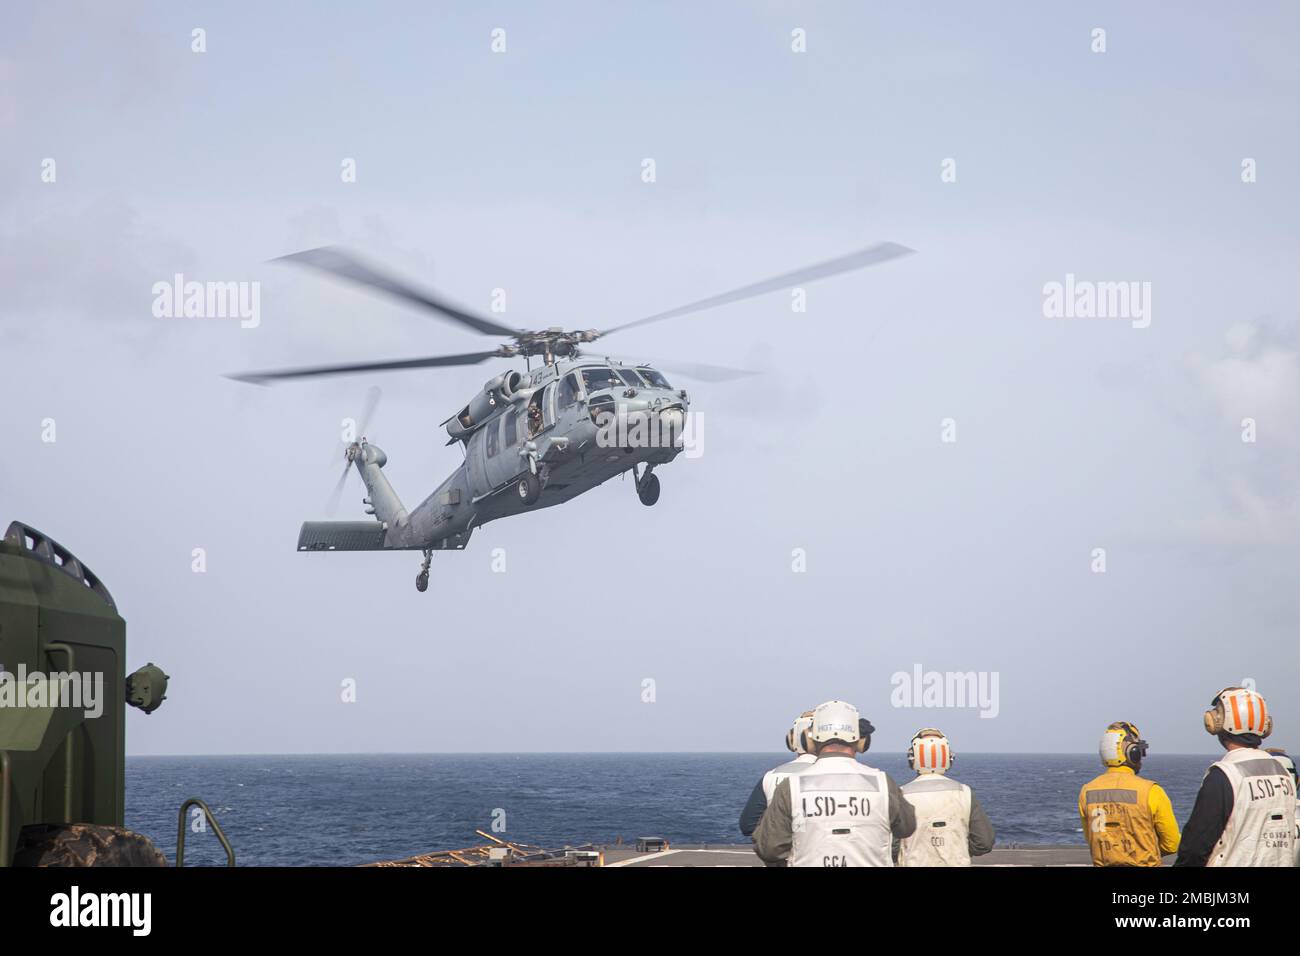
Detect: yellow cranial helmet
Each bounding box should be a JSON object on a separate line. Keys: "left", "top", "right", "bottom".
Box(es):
{"left": 1099, "top": 721, "right": 1148, "bottom": 769}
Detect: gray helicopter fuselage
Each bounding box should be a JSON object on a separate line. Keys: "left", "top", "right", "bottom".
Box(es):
{"left": 347, "top": 356, "right": 689, "bottom": 552}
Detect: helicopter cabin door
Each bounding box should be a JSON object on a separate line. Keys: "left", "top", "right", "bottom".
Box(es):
{"left": 541, "top": 382, "right": 557, "bottom": 429}
{"left": 466, "top": 427, "right": 488, "bottom": 496}
{"left": 553, "top": 371, "right": 581, "bottom": 440}
{"left": 484, "top": 407, "right": 521, "bottom": 489}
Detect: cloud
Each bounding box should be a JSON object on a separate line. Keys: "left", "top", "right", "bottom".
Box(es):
{"left": 1196, "top": 320, "right": 1300, "bottom": 436}
{"left": 1183, "top": 317, "right": 1300, "bottom": 543}
{"left": 0, "top": 199, "right": 195, "bottom": 334}
{"left": 0, "top": 2, "right": 169, "bottom": 134}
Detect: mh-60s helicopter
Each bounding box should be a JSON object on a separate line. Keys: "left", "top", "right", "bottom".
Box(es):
{"left": 230, "top": 242, "right": 912, "bottom": 591}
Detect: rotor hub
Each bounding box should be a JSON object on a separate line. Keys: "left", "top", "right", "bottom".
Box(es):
{"left": 506, "top": 329, "right": 600, "bottom": 361}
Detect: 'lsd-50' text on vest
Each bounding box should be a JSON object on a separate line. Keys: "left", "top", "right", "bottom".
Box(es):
{"left": 1208, "top": 749, "right": 1296, "bottom": 867}
{"left": 789, "top": 757, "right": 892, "bottom": 868}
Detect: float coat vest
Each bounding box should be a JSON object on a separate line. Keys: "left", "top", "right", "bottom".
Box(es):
{"left": 898, "top": 775, "right": 972, "bottom": 866}
{"left": 788, "top": 757, "right": 892, "bottom": 868}
{"left": 1079, "top": 770, "right": 1161, "bottom": 867}
{"left": 1207, "top": 749, "right": 1296, "bottom": 867}
{"left": 763, "top": 753, "right": 817, "bottom": 801}
{"left": 1293, "top": 797, "right": 1300, "bottom": 867}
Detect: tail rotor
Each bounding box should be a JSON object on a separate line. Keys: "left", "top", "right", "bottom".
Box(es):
{"left": 326, "top": 386, "right": 382, "bottom": 516}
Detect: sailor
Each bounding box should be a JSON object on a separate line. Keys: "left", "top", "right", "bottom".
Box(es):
{"left": 752, "top": 699, "right": 915, "bottom": 867}
{"left": 1264, "top": 749, "right": 1300, "bottom": 866}
{"left": 738, "top": 710, "right": 816, "bottom": 842}
{"left": 896, "top": 728, "right": 995, "bottom": 866}
{"left": 1265, "top": 748, "right": 1296, "bottom": 781}
{"left": 528, "top": 403, "right": 543, "bottom": 436}
{"left": 1177, "top": 687, "right": 1296, "bottom": 866}
{"left": 1078, "top": 721, "right": 1181, "bottom": 866}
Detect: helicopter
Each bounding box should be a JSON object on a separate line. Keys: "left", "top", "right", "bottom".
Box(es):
{"left": 229, "top": 242, "right": 912, "bottom": 591}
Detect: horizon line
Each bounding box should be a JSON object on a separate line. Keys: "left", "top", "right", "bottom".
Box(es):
{"left": 124, "top": 749, "right": 1234, "bottom": 759}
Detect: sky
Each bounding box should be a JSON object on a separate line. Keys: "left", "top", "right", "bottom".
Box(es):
{"left": 1, "top": 1, "right": 1297, "bottom": 756}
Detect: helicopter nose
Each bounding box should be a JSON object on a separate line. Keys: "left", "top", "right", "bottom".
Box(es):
{"left": 655, "top": 405, "right": 686, "bottom": 431}
{"left": 658, "top": 406, "right": 686, "bottom": 443}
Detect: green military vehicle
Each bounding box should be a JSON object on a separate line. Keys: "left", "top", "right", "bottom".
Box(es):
{"left": 0, "top": 520, "right": 230, "bottom": 866}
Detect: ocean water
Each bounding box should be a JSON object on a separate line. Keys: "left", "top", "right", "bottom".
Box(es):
{"left": 125, "top": 752, "right": 1215, "bottom": 866}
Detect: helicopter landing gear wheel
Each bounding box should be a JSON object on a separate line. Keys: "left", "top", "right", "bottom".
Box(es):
{"left": 637, "top": 471, "right": 660, "bottom": 507}
{"left": 517, "top": 472, "right": 542, "bottom": 506}
{"left": 416, "top": 550, "right": 431, "bottom": 593}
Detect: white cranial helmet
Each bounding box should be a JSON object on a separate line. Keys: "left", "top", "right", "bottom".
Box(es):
{"left": 1205, "top": 687, "right": 1272, "bottom": 739}
{"left": 909, "top": 728, "right": 954, "bottom": 774}
{"left": 785, "top": 710, "right": 815, "bottom": 754}
{"left": 809, "top": 700, "right": 861, "bottom": 746}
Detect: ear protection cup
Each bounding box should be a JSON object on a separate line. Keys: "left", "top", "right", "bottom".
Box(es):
{"left": 1203, "top": 706, "right": 1221, "bottom": 735}
{"left": 1204, "top": 689, "right": 1232, "bottom": 735}
{"left": 1117, "top": 722, "right": 1148, "bottom": 766}
{"left": 856, "top": 717, "right": 874, "bottom": 753}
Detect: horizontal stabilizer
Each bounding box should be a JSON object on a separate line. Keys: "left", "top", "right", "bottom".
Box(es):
{"left": 298, "top": 521, "right": 389, "bottom": 552}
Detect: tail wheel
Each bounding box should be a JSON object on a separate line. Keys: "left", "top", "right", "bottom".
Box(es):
{"left": 517, "top": 472, "right": 542, "bottom": 506}
{"left": 637, "top": 472, "right": 660, "bottom": 506}
{"left": 13, "top": 824, "right": 168, "bottom": 867}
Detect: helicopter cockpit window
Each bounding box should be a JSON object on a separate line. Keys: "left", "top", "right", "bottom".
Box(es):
{"left": 616, "top": 369, "right": 646, "bottom": 388}
{"left": 558, "top": 373, "right": 579, "bottom": 407}
{"left": 588, "top": 394, "right": 617, "bottom": 425}
{"left": 637, "top": 367, "right": 672, "bottom": 389}
{"left": 486, "top": 418, "right": 500, "bottom": 458}
{"left": 580, "top": 367, "right": 621, "bottom": 394}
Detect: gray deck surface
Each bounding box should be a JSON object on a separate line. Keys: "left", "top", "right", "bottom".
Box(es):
{"left": 602, "top": 844, "right": 1094, "bottom": 867}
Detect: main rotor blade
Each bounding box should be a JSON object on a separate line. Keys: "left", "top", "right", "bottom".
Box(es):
{"left": 227, "top": 350, "right": 501, "bottom": 385}
{"left": 599, "top": 241, "right": 914, "bottom": 337}
{"left": 276, "top": 247, "right": 519, "bottom": 337}
{"left": 634, "top": 358, "right": 758, "bottom": 383}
